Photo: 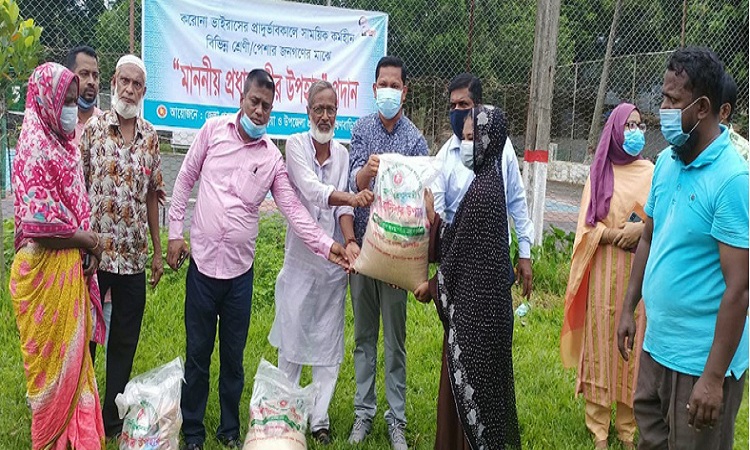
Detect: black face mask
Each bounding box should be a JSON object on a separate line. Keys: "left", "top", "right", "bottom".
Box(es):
{"left": 449, "top": 108, "right": 470, "bottom": 138}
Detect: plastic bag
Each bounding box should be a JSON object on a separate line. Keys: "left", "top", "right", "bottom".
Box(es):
{"left": 115, "top": 357, "right": 184, "bottom": 450}
{"left": 243, "top": 359, "right": 317, "bottom": 450}
{"left": 353, "top": 153, "right": 441, "bottom": 291}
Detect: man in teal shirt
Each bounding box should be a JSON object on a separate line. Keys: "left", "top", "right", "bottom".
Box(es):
{"left": 617, "top": 47, "right": 748, "bottom": 450}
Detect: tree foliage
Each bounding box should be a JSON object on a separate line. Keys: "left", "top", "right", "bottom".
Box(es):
{"left": 0, "top": 0, "right": 42, "bottom": 94}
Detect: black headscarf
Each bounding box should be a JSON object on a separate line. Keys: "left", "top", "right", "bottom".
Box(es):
{"left": 435, "top": 105, "right": 521, "bottom": 449}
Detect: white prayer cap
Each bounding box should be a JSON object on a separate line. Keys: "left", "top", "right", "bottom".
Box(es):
{"left": 116, "top": 54, "right": 147, "bottom": 79}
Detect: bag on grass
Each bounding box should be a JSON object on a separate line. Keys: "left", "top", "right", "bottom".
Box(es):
{"left": 115, "top": 357, "right": 184, "bottom": 450}
{"left": 353, "top": 153, "right": 441, "bottom": 291}
{"left": 243, "top": 359, "right": 317, "bottom": 450}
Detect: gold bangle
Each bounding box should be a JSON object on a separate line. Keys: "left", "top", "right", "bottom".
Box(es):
{"left": 90, "top": 233, "right": 100, "bottom": 252}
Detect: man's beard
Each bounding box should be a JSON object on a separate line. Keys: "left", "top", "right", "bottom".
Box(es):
{"left": 672, "top": 127, "right": 700, "bottom": 160}
{"left": 112, "top": 89, "right": 141, "bottom": 119}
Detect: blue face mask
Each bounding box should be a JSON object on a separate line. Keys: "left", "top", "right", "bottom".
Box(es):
{"left": 659, "top": 97, "right": 702, "bottom": 147}
{"left": 375, "top": 88, "right": 402, "bottom": 119}
{"left": 77, "top": 96, "right": 96, "bottom": 112}
{"left": 622, "top": 129, "right": 645, "bottom": 156}
{"left": 240, "top": 113, "right": 266, "bottom": 139}
{"left": 449, "top": 109, "right": 470, "bottom": 138}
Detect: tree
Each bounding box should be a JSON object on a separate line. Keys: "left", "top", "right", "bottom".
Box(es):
{"left": 16, "top": 0, "right": 104, "bottom": 61}
{"left": 586, "top": 0, "right": 623, "bottom": 154}
{"left": 95, "top": 0, "right": 141, "bottom": 83}
{"left": 0, "top": 0, "right": 43, "bottom": 283}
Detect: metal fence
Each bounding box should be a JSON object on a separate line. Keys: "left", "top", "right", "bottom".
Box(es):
{"left": 8, "top": 0, "right": 750, "bottom": 233}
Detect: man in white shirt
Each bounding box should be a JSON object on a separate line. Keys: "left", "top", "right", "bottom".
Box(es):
{"left": 432, "top": 73, "right": 534, "bottom": 298}
{"left": 269, "top": 81, "right": 373, "bottom": 446}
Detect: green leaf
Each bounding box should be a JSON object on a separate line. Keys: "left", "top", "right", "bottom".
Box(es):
{"left": 7, "top": 0, "right": 17, "bottom": 24}
{"left": 23, "top": 35, "right": 32, "bottom": 48}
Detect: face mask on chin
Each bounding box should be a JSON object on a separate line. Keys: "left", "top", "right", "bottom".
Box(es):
{"left": 240, "top": 113, "right": 266, "bottom": 139}
{"left": 77, "top": 95, "right": 97, "bottom": 112}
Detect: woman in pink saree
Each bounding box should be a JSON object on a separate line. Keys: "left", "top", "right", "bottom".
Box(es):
{"left": 10, "top": 62, "right": 106, "bottom": 449}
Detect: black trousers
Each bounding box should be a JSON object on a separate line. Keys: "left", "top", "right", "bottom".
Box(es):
{"left": 181, "top": 259, "right": 254, "bottom": 446}
{"left": 90, "top": 270, "right": 147, "bottom": 438}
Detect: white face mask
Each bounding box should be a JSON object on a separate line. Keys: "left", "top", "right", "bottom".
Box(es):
{"left": 310, "top": 123, "right": 334, "bottom": 144}
{"left": 112, "top": 85, "right": 142, "bottom": 119}
{"left": 459, "top": 140, "right": 474, "bottom": 170}
{"left": 60, "top": 105, "right": 78, "bottom": 134}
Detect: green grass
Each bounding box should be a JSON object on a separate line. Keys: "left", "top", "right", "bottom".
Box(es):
{"left": 0, "top": 216, "right": 747, "bottom": 449}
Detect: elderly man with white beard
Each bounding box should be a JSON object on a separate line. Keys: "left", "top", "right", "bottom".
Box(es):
{"left": 79, "top": 54, "right": 166, "bottom": 439}
{"left": 269, "top": 80, "right": 374, "bottom": 445}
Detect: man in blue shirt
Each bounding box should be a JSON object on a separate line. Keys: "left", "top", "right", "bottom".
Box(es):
{"left": 347, "top": 56, "right": 429, "bottom": 450}
{"left": 432, "top": 73, "right": 534, "bottom": 298}
{"left": 617, "top": 47, "right": 748, "bottom": 450}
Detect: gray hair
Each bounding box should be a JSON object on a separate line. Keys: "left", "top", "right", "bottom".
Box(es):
{"left": 307, "top": 80, "right": 336, "bottom": 107}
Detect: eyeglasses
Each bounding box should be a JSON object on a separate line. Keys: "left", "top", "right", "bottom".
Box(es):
{"left": 311, "top": 106, "right": 337, "bottom": 116}
{"left": 625, "top": 121, "right": 647, "bottom": 132}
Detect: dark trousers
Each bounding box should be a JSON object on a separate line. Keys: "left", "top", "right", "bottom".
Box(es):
{"left": 634, "top": 351, "right": 746, "bottom": 450}
{"left": 181, "top": 259, "right": 254, "bottom": 445}
{"left": 89, "top": 270, "right": 147, "bottom": 437}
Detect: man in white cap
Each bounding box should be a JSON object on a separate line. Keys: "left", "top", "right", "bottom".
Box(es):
{"left": 79, "top": 54, "right": 166, "bottom": 439}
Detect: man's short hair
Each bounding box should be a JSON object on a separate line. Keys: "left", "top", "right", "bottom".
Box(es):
{"left": 721, "top": 72, "right": 738, "bottom": 123}
{"left": 448, "top": 73, "right": 483, "bottom": 105}
{"left": 307, "top": 80, "right": 336, "bottom": 107}
{"left": 63, "top": 45, "right": 98, "bottom": 71}
{"left": 244, "top": 69, "right": 275, "bottom": 94}
{"left": 666, "top": 47, "right": 724, "bottom": 115}
{"left": 375, "top": 56, "right": 407, "bottom": 84}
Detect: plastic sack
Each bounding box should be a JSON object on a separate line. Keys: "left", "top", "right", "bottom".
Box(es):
{"left": 243, "top": 359, "right": 317, "bottom": 450}
{"left": 115, "top": 357, "right": 184, "bottom": 450}
{"left": 353, "top": 153, "right": 441, "bottom": 291}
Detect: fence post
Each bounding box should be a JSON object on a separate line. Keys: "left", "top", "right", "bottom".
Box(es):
{"left": 631, "top": 54, "right": 637, "bottom": 102}
{"left": 523, "top": 0, "right": 561, "bottom": 245}
{"left": 571, "top": 62, "right": 578, "bottom": 139}
{"left": 129, "top": 0, "right": 135, "bottom": 53}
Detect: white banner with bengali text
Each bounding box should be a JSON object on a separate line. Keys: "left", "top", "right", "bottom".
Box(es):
{"left": 142, "top": 0, "right": 388, "bottom": 141}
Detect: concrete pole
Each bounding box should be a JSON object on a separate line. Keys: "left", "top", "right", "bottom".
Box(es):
{"left": 523, "top": 0, "right": 562, "bottom": 245}
{"left": 129, "top": 0, "right": 135, "bottom": 53}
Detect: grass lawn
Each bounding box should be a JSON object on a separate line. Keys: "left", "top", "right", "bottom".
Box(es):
{"left": 0, "top": 216, "right": 747, "bottom": 449}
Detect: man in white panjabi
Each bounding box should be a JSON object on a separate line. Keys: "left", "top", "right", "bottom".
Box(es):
{"left": 269, "top": 80, "right": 373, "bottom": 445}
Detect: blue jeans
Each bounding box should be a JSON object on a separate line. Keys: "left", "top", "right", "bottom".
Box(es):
{"left": 181, "top": 260, "right": 254, "bottom": 445}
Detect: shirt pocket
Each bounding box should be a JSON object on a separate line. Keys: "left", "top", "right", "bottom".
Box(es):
{"left": 233, "top": 167, "right": 263, "bottom": 206}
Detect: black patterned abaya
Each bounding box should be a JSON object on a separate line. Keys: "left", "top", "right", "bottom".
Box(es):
{"left": 428, "top": 105, "right": 521, "bottom": 450}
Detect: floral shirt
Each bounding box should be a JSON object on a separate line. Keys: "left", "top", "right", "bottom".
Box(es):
{"left": 80, "top": 110, "right": 165, "bottom": 274}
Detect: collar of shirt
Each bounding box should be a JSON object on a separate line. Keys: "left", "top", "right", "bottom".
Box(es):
{"left": 447, "top": 134, "right": 461, "bottom": 151}
{"left": 377, "top": 113, "right": 405, "bottom": 135}
{"left": 307, "top": 132, "right": 333, "bottom": 169}
{"left": 107, "top": 108, "right": 146, "bottom": 140}
{"left": 670, "top": 125, "right": 729, "bottom": 170}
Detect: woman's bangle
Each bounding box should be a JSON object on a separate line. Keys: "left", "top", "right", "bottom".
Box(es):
{"left": 90, "top": 233, "right": 100, "bottom": 252}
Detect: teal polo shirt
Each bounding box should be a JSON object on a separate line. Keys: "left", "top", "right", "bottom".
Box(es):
{"left": 643, "top": 126, "right": 749, "bottom": 379}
